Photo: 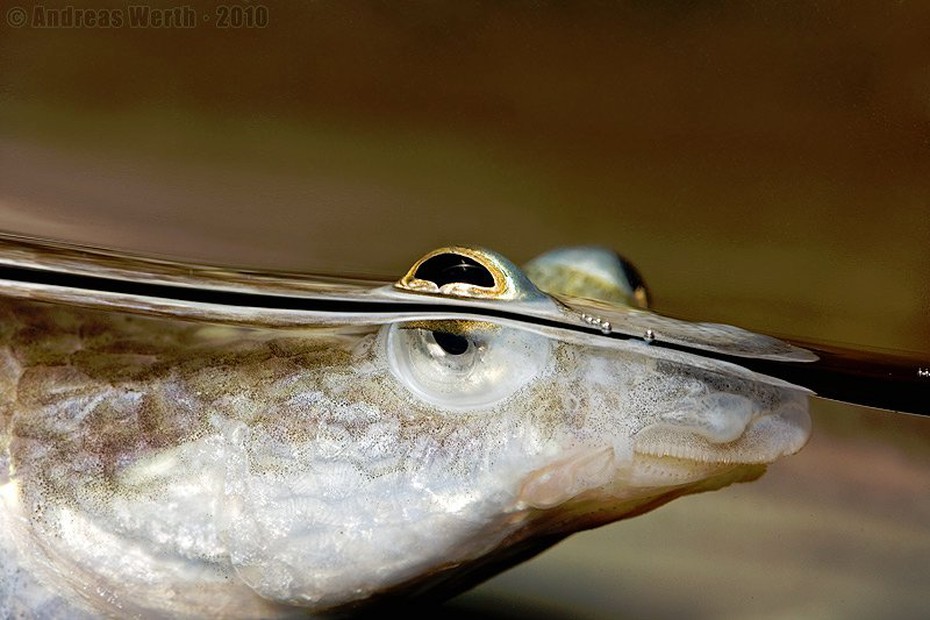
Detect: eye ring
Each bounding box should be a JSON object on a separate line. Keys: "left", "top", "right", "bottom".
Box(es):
{"left": 385, "top": 321, "right": 551, "bottom": 411}
{"left": 395, "top": 246, "right": 548, "bottom": 301}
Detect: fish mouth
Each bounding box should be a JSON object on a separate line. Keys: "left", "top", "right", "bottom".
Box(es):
{"left": 632, "top": 392, "right": 811, "bottom": 467}
{"left": 518, "top": 393, "right": 810, "bottom": 510}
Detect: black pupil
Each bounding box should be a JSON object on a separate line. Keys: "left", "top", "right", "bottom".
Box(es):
{"left": 414, "top": 253, "right": 496, "bottom": 288}
{"left": 432, "top": 331, "right": 470, "bottom": 355}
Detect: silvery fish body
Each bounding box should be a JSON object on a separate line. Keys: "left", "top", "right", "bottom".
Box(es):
{"left": 0, "top": 236, "right": 812, "bottom": 617}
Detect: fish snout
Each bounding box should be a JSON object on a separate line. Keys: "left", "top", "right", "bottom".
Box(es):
{"left": 632, "top": 388, "right": 811, "bottom": 465}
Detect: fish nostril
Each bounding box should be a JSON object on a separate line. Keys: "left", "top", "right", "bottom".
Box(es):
{"left": 414, "top": 253, "right": 496, "bottom": 288}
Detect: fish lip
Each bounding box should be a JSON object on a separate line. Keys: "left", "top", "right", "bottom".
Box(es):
{"left": 630, "top": 398, "right": 812, "bottom": 465}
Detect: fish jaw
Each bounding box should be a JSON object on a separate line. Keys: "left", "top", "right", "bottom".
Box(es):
{"left": 515, "top": 449, "right": 768, "bottom": 535}
{"left": 513, "top": 346, "right": 812, "bottom": 530}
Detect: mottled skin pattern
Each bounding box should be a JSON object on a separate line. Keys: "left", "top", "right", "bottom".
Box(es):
{"left": 0, "top": 298, "right": 809, "bottom": 617}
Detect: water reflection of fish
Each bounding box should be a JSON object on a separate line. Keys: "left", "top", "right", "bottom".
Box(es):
{"left": 0, "top": 234, "right": 812, "bottom": 616}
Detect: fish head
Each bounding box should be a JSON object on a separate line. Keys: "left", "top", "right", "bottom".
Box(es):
{"left": 214, "top": 246, "right": 811, "bottom": 609}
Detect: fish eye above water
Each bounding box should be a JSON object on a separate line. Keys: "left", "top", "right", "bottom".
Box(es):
{"left": 0, "top": 233, "right": 925, "bottom": 617}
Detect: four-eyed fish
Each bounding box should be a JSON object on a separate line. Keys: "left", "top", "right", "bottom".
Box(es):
{"left": 0, "top": 234, "right": 824, "bottom": 616}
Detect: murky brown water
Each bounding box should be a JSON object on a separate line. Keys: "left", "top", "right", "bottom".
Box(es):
{"left": 2, "top": 3, "right": 929, "bottom": 617}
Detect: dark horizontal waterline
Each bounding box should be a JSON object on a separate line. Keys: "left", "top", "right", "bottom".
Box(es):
{"left": 0, "top": 262, "right": 626, "bottom": 332}
{"left": 1, "top": 263, "right": 928, "bottom": 416}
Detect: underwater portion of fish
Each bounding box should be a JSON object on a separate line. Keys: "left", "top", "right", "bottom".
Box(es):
{"left": 0, "top": 240, "right": 810, "bottom": 617}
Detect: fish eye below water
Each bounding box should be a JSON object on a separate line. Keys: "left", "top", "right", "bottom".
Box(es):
{"left": 386, "top": 321, "right": 552, "bottom": 411}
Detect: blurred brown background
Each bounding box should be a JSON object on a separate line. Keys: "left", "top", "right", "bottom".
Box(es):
{"left": 1, "top": 2, "right": 929, "bottom": 618}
